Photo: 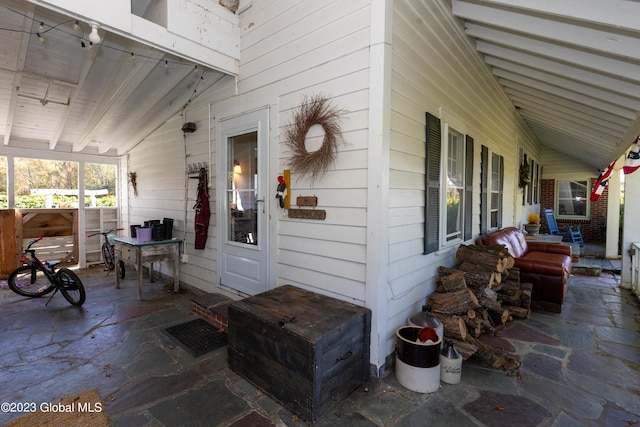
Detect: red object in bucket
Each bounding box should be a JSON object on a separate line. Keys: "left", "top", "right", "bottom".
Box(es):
{"left": 417, "top": 327, "right": 438, "bottom": 343}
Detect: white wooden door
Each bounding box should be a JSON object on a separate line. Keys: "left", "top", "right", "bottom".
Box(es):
{"left": 218, "top": 108, "right": 269, "bottom": 295}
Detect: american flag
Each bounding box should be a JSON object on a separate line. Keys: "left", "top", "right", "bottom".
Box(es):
{"left": 590, "top": 160, "right": 616, "bottom": 201}
{"left": 623, "top": 135, "right": 640, "bottom": 175}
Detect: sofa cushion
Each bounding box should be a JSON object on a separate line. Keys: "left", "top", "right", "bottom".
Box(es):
{"left": 515, "top": 251, "right": 572, "bottom": 276}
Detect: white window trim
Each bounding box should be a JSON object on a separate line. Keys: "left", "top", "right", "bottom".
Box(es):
{"left": 555, "top": 179, "right": 590, "bottom": 219}
{"left": 487, "top": 148, "right": 502, "bottom": 232}
{"left": 440, "top": 122, "right": 465, "bottom": 248}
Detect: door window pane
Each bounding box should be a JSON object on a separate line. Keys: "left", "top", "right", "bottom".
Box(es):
{"left": 227, "top": 132, "right": 258, "bottom": 245}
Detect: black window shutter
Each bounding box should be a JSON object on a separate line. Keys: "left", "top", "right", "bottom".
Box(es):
{"left": 464, "top": 136, "right": 474, "bottom": 241}
{"left": 498, "top": 154, "right": 504, "bottom": 228}
{"left": 527, "top": 159, "right": 534, "bottom": 204}
{"left": 424, "top": 112, "right": 441, "bottom": 254}
{"left": 480, "top": 145, "right": 488, "bottom": 235}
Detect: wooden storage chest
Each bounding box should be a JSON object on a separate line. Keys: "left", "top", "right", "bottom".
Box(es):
{"left": 227, "top": 285, "right": 371, "bottom": 423}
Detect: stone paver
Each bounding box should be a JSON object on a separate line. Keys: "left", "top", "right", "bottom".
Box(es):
{"left": 0, "top": 265, "right": 638, "bottom": 426}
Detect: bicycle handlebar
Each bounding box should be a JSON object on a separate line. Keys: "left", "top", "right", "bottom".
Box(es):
{"left": 24, "top": 236, "right": 43, "bottom": 251}
{"left": 87, "top": 228, "right": 124, "bottom": 238}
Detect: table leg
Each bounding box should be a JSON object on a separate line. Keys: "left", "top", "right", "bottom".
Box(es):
{"left": 136, "top": 249, "right": 143, "bottom": 301}
{"left": 115, "top": 256, "right": 121, "bottom": 289}
{"left": 173, "top": 249, "right": 180, "bottom": 293}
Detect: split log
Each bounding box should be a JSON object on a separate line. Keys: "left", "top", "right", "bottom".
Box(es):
{"left": 497, "top": 289, "right": 523, "bottom": 306}
{"left": 458, "top": 261, "right": 502, "bottom": 287}
{"left": 504, "top": 305, "right": 530, "bottom": 319}
{"left": 434, "top": 314, "right": 467, "bottom": 341}
{"left": 463, "top": 312, "right": 494, "bottom": 337}
{"left": 428, "top": 288, "right": 479, "bottom": 315}
{"left": 436, "top": 269, "right": 467, "bottom": 293}
{"left": 448, "top": 338, "right": 478, "bottom": 361}
{"left": 456, "top": 245, "right": 509, "bottom": 272}
{"left": 466, "top": 336, "right": 521, "bottom": 370}
{"left": 520, "top": 289, "right": 532, "bottom": 310}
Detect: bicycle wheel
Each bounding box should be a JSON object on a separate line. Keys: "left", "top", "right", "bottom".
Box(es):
{"left": 101, "top": 243, "right": 115, "bottom": 271}
{"left": 56, "top": 268, "right": 86, "bottom": 306}
{"left": 7, "top": 265, "right": 55, "bottom": 297}
{"left": 117, "top": 260, "right": 125, "bottom": 279}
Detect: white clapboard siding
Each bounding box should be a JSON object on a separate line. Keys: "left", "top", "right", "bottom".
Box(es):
{"left": 386, "top": 0, "right": 539, "bottom": 356}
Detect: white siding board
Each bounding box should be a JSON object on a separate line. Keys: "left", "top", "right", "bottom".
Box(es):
{"left": 278, "top": 235, "right": 366, "bottom": 264}
{"left": 278, "top": 264, "right": 365, "bottom": 303}
{"left": 279, "top": 221, "right": 366, "bottom": 245}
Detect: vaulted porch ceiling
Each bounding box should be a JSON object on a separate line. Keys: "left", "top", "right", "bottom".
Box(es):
{"left": 0, "top": 0, "right": 234, "bottom": 157}
{"left": 452, "top": 0, "right": 640, "bottom": 170}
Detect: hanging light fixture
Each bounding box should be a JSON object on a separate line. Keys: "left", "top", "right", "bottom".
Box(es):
{"left": 233, "top": 161, "right": 242, "bottom": 174}
{"left": 88, "top": 22, "right": 101, "bottom": 44}
{"left": 73, "top": 20, "right": 80, "bottom": 31}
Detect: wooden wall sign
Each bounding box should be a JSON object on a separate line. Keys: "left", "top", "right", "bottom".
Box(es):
{"left": 288, "top": 209, "right": 326, "bottom": 220}
{"left": 296, "top": 196, "right": 318, "bottom": 207}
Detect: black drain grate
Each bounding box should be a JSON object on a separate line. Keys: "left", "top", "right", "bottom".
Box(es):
{"left": 163, "top": 318, "right": 228, "bottom": 357}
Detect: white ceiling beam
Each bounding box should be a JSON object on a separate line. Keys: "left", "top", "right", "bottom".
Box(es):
{"left": 466, "top": 23, "right": 640, "bottom": 83}
{"left": 479, "top": 43, "right": 640, "bottom": 99}
{"left": 519, "top": 109, "right": 618, "bottom": 143}
{"left": 495, "top": 73, "right": 636, "bottom": 120}
{"left": 98, "top": 65, "right": 197, "bottom": 153}
{"left": 453, "top": 0, "right": 640, "bottom": 60}
{"left": 508, "top": 93, "right": 628, "bottom": 135}
{"left": 459, "top": 0, "right": 640, "bottom": 33}
{"left": 73, "top": 48, "right": 165, "bottom": 152}
{"left": 48, "top": 43, "right": 100, "bottom": 150}
{"left": 525, "top": 123, "right": 610, "bottom": 165}
{"left": 113, "top": 72, "right": 224, "bottom": 155}
{"left": 504, "top": 86, "right": 631, "bottom": 129}
{"left": 3, "top": 4, "right": 34, "bottom": 146}
{"left": 492, "top": 68, "right": 640, "bottom": 113}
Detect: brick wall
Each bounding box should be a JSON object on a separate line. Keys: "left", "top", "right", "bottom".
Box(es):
{"left": 539, "top": 178, "right": 607, "bottom": 243}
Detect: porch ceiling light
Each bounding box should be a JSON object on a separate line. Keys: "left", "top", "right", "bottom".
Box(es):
{"left": 88, "top": 22, "right": 101, "bottom": 44}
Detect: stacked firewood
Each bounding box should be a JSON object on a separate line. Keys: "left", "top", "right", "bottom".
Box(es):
{"left": 426, "top": 244, "right": 533, "bottom": 371}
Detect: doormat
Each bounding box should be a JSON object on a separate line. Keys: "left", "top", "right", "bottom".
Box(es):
{"left": 2, "top": 388, "right": 109, "bottom": 427}
{"left": 163, "top": 318, "right": 228, "bottom": 357}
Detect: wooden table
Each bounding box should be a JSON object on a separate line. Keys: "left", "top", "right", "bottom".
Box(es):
{"left": 114, "top": 237, "right": 181, "bottom": 300}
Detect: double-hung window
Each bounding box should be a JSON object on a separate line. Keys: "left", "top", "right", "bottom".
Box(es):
{"left": 444, "top": 126, "right": 465, "bottom": 244}
{"left": 480, "top": 146, "right": 504, "bottom": 234}
{"left": 557, "top": 180, "right": 588, "bottom": 218}
{"left": 424, "top": 113, "right": 473, "bottom": 254}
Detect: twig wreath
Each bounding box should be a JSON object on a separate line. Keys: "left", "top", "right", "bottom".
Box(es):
{"left": 284, "top": 95, "right": 345, "bottom": 181}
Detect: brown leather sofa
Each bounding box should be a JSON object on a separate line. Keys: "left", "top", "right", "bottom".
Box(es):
{"left": 476, "top": 227, "right": 572, "bottom": 313}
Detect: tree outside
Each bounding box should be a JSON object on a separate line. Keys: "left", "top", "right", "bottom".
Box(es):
{"left": 1, "top": 158, "right": 117, "bottom": 208}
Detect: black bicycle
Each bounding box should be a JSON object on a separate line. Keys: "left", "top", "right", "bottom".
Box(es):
{"left": 7, "top": 237, "right": 86, "bottom": 306}
{"left": 87, "top": 228, "right": 125, "bottom": 279}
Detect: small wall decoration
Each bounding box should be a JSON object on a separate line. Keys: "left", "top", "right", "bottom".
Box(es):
{"left": 128, "top": 171, "right": 138, "bottom": 197}
{"left": 519, "top": 162, "right": 530, "bottom": 188}
{"left": 284, "top": 95, "right": 345, "bottom": 182}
